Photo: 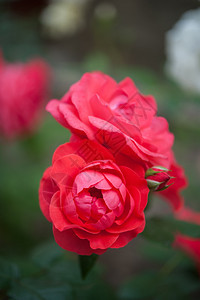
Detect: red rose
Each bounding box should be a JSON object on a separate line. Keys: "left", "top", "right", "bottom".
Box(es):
{"left": 46, "top": 72, "right": 174, "bottom": 168}
{"left": 174, "top": 207, "right": 200, "bottom": 273}
{"left": 39, "top": 139, "right": 149, "bottom": 255}
{"left": 0, "top": 52, "right": 50, "bottom": 139}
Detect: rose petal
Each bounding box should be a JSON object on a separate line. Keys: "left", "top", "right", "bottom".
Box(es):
{"left": 74, "top": 170, "right": 104, "bottom": 194}
{"left": 74, "top": 191, "right": 92, "bottom": 221}
{"left": 74, "top": 229, "right": 119, "bottom": 249}
{"left": 110, "top": 222, "right": 145, "bottom": 248}
{"left": 102, "top": 189, "right": 120, "bottom": 210}
{"left": 59, "top": 102, "right": 94, "bottom": 139}
{"left": 53, "top": 227, "right": 105, "bottom": 255}
{"left": 46, "top": 100, "right": 69, "bottom": 128}
{"left": 107, "top": 213, "right": 144, "bottom": 234}
{"left": 53, "top": 139, "right": 114, "bottom": 164}
{"left": 50, "top": 190, "right": 80, "bottom": 231}
{"left": 39, "top": 167, "right": 58, "bottom": 222}
{"left": 52, "top": 154, "right": 86, "bottom": 188}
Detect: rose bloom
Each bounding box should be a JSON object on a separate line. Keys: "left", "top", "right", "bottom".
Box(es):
{"left": 0, "top": 53, "right": 50, "bottom": 139}
{"left": 174, "top": 207, "right": 200, "bottom": 273}
{"left": 39, "top": 139, "right": 149, "bottom": 255}
{"left": 46, "top": 72, "right": 174, "bottom": 169}
{"left": 46, "top": 72, "right": 186, "bottom": 211}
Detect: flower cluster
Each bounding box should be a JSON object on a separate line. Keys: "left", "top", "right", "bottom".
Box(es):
{"left": 39, "top": 72, "right": 188, "bottom": 255}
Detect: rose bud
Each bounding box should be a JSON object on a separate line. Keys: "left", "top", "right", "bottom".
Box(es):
{"left": 145, "top": 166, "right": 173, "bottom": 192}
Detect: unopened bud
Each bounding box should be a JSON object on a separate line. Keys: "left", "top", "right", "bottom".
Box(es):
{"left": 145, "top": 166, "right": 174, "bottom": 192}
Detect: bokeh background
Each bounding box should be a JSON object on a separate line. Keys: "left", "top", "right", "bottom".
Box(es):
{"left": 0, "top": 0, "right": 200, "bottom": 299}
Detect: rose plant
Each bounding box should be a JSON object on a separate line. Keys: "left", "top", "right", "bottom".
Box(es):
{"left": 46, "top": 72, "right": 186, "bottom": 211}
{"left": 38, "top": 71, "right": 196, "bottom": 280}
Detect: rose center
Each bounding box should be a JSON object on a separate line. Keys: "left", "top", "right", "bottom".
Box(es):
{"left": 109, "top": 95, "right": 135, "bottom": 122}
{"left": 116, "top": 102, "right": 135, "bottom": 121}
{"left": 89, "top": 187, "right": 103, "bottom": 199}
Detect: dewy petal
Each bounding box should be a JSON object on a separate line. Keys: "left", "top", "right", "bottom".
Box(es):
{"left": 53, "top": 227, "right": 105, "bottom": 255}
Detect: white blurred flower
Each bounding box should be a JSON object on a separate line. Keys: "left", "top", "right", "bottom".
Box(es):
{"left": 165, "top": 8, "right": 200, "bottom": 94}
{"left": 40, "top": 0, "right": 91, "bottom": 38}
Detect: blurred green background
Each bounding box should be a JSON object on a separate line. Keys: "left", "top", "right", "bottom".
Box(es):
{"left": 0, "top": 0, "right": 200, "bottom": 299}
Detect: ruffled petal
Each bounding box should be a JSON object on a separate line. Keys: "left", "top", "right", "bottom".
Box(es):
{"left": 53, "top": 227, "right": 105, "bottom": 255}
{"left": 74, "top": 229, "right": 119, "bottom": 249}
{"left": 52, "top": 154, "right": 86, "bottom": 188}
{"left": 39, "top": 167, "right": 58, "bottom": 222}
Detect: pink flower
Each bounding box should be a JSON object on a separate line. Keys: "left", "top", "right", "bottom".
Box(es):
{"left": 0, "top": 52, "right": 50, "bottom": 139}
{"left": 174, "top": 207, "right": 200, "bottom": 273}
{"left": 39, "top": 139, "right": 149, "bottom": 255}
{"left": 46, "top": 72, "right": 174, "bottom": 168}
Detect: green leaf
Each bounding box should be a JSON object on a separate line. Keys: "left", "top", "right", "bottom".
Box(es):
{"left": 0, "top": 257, "right": 19, "bottom": 289}
{"left": 79, "top": 254, "right": 98, "bottom": 279}
{"left": 142, "top": 217, "right": 200, "bottom": 247}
